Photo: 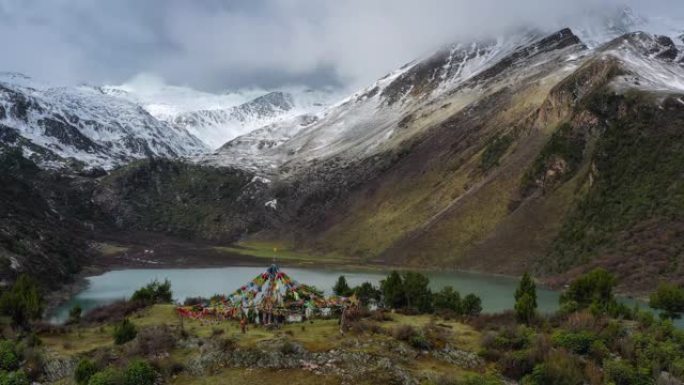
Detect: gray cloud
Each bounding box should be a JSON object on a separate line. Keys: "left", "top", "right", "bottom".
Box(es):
{"left": 0, "top": 0, "right": 682, "bottom": 91}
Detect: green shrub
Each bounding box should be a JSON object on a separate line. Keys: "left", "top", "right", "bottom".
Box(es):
{"left": 650, "top": 283, "right": 684, "bottom": 320}
{"left": 380, "top": 271, "right": 405, "bottom": 309}
{"left": 75, "top": 359, "right": 98, "bottom": 385}
{"left": 551, "top": 330, "right": 596, "bottom": 355}
{"left": 333, "top": 276, "right": 353, "bottom": 297}
{"left": 514, "top": 273, "right": 537, "bottom": 324}
{"left": 403, "top": 272, "right": 433, "bottom": 313}
{"left": 113, "top": 318, "right": 137, "bottom": 345}
{"left": 20, "top": 347, "right": 43, "bottom": 381}
{"left": 491, "top": 326, "right": 532, "bottom": 350}
{"left": 409, "top": 333, "right": 432, "bottom": 350}
{"left": 0, "top": 370, "right": 29, "bottom": 385}
{"left": 636, "top": 309, "right": 655, "bottom": 328}
{"left": 480, "top": 133, "right": 513, "bottom": 171}
{"left": 69, "top": 304, "right": 82, "bottom": 323}
{"left": 123, "top": 360, "right": 155, "bottom": 385}
{"left": 433, "top": 286, "right": 461, "bottom": 313}
{"left": 461, "top": 294, "right": 483, "bottom": 317}
{"left": 352, "top": 282, "right": 381, "bottom": 306}
{"left": 130, "top": 279, "right": 172, "bottom": 304}
{"left": 588, "top": 339, "right": 609, "bottom": 362}
{"left": 22, "top": 332, "right": 41, "bottom": 348}
{"left": 559, "top": 268, "right": 616, "bottom": 313}
{"left": 498, "top": 350, "right": 536, "bottom": 380}
{"left": 606, "top": 301, "right": 634, "bottom": 319}
{"left": 522, "top": 350, "right": 583, "bottom": 385}
{"left": 603, "top": 359, "right": 650, "bottom": 385}
{"left": 0, "top": 341, "right": 18, "bottom": 371}
{"left": 669, "top": 358, "right": 684, "bottom": 379}
{"left": 0, "top": 275, "right": 44, "bottom": 328}
{"left": 459, "top": 373, "right": 503, "bottom": 385}
{"left": 87, "top": 368, "right": 122, "bottom": 385}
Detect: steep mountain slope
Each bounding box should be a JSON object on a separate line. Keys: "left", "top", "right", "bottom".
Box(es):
{"left": 256, "top": 28, "right": 588, "bottom": 257}
{"left": 214, "top": 29, "right": 684, "bottom": 294}
{"left": 207, "top": 29, "right": 585, "bottom": 174}
{"left": 0, "top": 73, "right": 207, "bottom": 170}
{"left": 2, "top": 19, "right": 684, "bottom": 297}
{"left": 201, "top": 114, "right": 320, "bottom": 172}
{"left": 0, "top": 149, "right": 97, "bottom": 287}
{"left": 93, "top": 158, "right": 269, "bottom": 241}
{"left": 0, "top": 150, "right": 268, "bottom": 287}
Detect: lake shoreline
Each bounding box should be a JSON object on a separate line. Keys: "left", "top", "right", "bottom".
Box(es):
{"left": 44, "top": 231, "right": 646, "bottom": 322}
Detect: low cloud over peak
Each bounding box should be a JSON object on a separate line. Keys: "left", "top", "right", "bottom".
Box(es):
{"left": 0, "top": 0, "right": 682, "bottom": 92}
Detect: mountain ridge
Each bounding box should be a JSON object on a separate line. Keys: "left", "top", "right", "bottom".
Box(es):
{"left": 0, "top": 75, "right": 207, "bottom": 170}
{"left": 1, "top": 25, "right": 684, "bottom": 296}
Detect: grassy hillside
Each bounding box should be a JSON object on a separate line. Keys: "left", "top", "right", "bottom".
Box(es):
{"left": 248, "top": 57, "right": 684, "bottom": 294}
{"left": 542, "top": 91, "right": 684, "bottom": 291}
{"left": 95, "top": 159, "right": 268, "bottom": 242}
{"left": 0, "top": 149, "right": 95, "bottom": 288}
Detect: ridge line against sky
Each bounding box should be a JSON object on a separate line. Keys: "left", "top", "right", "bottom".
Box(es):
{"left": 0, "top": 0, "right": 682, "bottom": 93}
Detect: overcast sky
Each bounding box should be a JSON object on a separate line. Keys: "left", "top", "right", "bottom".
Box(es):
{"left": 0, "top": 0, "right": 682, "bottom": 92}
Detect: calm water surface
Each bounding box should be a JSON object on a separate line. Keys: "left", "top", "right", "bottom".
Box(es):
{"left": 51, "top": 266, "right": 566, "bottom": 323}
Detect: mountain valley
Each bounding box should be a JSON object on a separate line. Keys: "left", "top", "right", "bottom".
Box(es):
{"left": 1, "top": 24, "right": 684, "bottom": 297}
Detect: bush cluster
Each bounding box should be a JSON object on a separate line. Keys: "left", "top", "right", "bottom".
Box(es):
{"left": 378, "top": 272, "right": 482, "bottom": 316}
{"left": 79, "top": 360, "right": 156, "bottom": 385}
{"left": 113, "top": 319, "right": 137, "bottom": 345}
{"left": 130, "top": 279, "right": 173, "bottom": 304}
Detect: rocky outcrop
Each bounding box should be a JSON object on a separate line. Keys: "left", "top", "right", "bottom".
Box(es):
{"left": 432, "top": 345, "right": 484, "bottom": 368}
{"left": 42, "top": 353, "right": 77, "bottom": 383}
{"left": 185, "top": 337, "right": 485, "bottom": 385}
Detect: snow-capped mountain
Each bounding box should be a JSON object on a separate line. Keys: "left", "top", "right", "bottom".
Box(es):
{"left": 100, "top": 73, "right": 267, "bottom": 118}
{"left": 103, "top": 77, "right": 338, "bottom": 149}
{"left": 201, "top": 27, "right": 684, "bottom": 291}
{"left": 0, "top": 73, "right": 206, "bottom": 170}
{"left": 1, "top": 6, "right": 680, "bottom": 174}
{"left": 572, "top": 7, "right": 684, "bottom": 49}
{"left": 203, "top": 8, "right": 684, "bottom": 175}
{"left": 4, "top": 6, "right": 684, "bottom": 294}
{"left": 201, "top": 114, "right": 320, "bottom": 170}
{"left": 169, "top": 90, "right": 331, "bottom": 150}
{"left": 203, "top": 28, "right": 586, "bottom": 173}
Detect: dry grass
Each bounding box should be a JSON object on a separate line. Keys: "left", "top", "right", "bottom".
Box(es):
{"left": 40, "top": 306, "right": 481, "bottom": 356}
{"left": 171, "top": 368, "right": 341, "bottom": 385}
{"left": 213, "top": 240, "right": 351, "bottom": 265}
{"left": 93, "top": 242, "right": 129, "bottom": 257}
{"left": 39, "top": 305, "right": 487, "bottom": 385}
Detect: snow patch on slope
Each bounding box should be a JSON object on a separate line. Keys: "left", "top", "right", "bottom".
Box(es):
{"left": 602, "top": 32, "right": 684, "bottom": 94}
{"left": 204, "top": 29, "right": 586, "bottom": 174}
{"left": 104, "top": 75, "right": 341, "bottom": 149}
{"left": 101, "top": 73, "right": 265, "bottom": 119}
{"left": 0, "top": 74, "right": 206, "bottom": 169}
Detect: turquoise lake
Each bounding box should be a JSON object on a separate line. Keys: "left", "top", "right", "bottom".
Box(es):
{"left": 51, "top": 265, "right": 654, "bottom": 324}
